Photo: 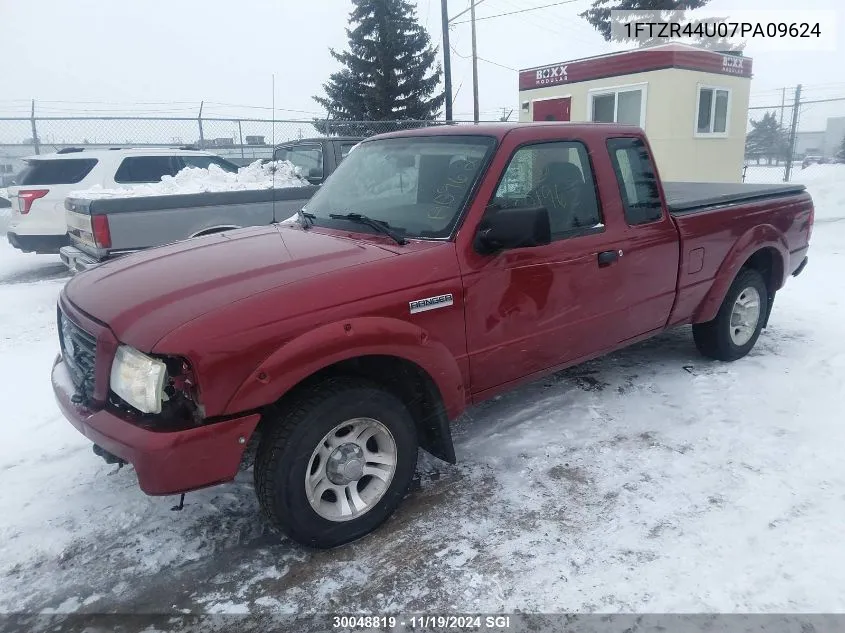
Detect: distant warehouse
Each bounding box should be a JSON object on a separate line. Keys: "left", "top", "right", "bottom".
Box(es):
{"left": 518, "top": 43, "right": 753, "bottom": 183}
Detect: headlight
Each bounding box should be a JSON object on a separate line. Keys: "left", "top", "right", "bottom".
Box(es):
{"left": 109, "top": 345, "right": 167, "bottom": 414}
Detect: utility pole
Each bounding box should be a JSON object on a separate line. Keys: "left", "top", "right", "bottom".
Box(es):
{"left": 784, "top": 84, "right": 801, "bottom": 183}
{"left": 470, "top": 0, "right": 479, "bottom": 122}
{"left": 30, "top": 99, "right": 40, "bottom": 155}
{"left": 779, "top": 87, "right": 786, "bottom": 127}
{"left": 441, "top": 0, "right": 453, "bottom": 122}
{"left": 197, "top": 101, "right": 205, "bottom": 149}
{"left": 443, "top": 0, "right": 487, "bottom": 122}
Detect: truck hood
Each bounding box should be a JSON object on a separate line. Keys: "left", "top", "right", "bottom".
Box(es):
{"left": 63, "top": 224, "right": 395, "bottom": 350}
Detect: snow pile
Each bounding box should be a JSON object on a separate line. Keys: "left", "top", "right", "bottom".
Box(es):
{"left": 746, "top": 163, "right": 845, "bottom": 222}
{"left": 791, "top": 164, "right": 845, "bottom": 222}
{"left": 70, "top": 160, "right": 310, "bottom": 200}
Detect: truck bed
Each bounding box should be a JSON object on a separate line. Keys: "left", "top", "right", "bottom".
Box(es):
{"left": 66, "top": 185, "right": 317, "bottom": 216}
{"left": 664, "top": 182, "right": 806, "bottom": 214}
{"left": 62, "top": 185, "right": 317, "bottom": 271}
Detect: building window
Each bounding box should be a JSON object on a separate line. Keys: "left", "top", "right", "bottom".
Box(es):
{"left": 696, "top": 86, "right": 730, "bottom": 136}
{"left": 589, "top": 85, "right": 646, "bottom": 128}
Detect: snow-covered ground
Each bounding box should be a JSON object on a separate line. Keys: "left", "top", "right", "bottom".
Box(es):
{"left": 70, "top": 159, "right": 308, "bottom": 200}
{"left": 0, "top": 169, "right": 844, "bottom": 624}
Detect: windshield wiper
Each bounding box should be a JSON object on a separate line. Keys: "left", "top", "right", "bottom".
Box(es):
{"left": 298, "top": 209, "right": 316, "bottom": 229}
{"left": 329, "top": 212, "right": 407, "bottom": 245}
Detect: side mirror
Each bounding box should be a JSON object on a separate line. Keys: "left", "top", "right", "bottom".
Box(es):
{"left": 307, "top": 168, "right": 324, "bottom": 184}
{"left": 473, "top": 206, "right": 551, "bottom": 255}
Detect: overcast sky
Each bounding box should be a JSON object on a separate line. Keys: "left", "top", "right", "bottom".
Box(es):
{"left": 1, "top": 0, "right": 843, "bottom": 129}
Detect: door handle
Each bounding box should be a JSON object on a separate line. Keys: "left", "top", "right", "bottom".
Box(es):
{"left": 597, "top": 250, "right": 620, "bottom": 267}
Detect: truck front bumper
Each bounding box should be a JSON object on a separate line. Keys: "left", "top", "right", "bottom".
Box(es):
{"left": 52, "top": 355, "right": 261, "bottom": 496}
{"left": 59, "top": 246, "right": 101, "bottom": 273}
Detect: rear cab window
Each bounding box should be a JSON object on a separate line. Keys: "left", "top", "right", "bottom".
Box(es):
{"left": 274, "top": 144, "right": 324, "bottom": 181}
{"left": 114, "top": 156, "right": 181, "bottom": 183}
{"left": 16, "top": 159, "right": 98, "bottom": 185}
{"left": 339, "top": 142, "right": 359, "bottom": 159}
{"left": 606, "top": 137, "right": 664, "bottom": 225}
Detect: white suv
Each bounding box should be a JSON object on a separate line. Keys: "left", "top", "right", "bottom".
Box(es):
{"left": 5, "top": 147, "right": 239, "bottom": 254}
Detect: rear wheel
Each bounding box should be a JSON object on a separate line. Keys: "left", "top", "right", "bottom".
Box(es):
{"left": 254, "top": 377, "right": 418, "bottom": 548}
{"left": 693, "top": 268, "right": 768, "bottom": 361}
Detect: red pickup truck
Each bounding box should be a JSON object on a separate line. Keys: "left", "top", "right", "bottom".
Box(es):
{"left": 52, "top": 123, "right": 813, "bottom": 548}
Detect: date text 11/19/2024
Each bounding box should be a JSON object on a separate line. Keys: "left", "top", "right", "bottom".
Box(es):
{"left": 332, "top": 615, "right": 513, "bottom": 630}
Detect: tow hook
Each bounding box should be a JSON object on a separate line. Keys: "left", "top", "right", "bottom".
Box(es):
{"left": 92, "top": 443, "right": 126, "bottom": 467}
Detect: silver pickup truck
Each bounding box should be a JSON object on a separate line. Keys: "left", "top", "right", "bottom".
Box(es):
{"left": 60, "top": 136, "right": 362, "bottom": 272}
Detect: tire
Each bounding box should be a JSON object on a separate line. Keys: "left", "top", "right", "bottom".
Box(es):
{"left": 693, "top": 268, "right": 769, "bottom": 361}
{"left": 254, "top": 376, "right": 418, "bottom": 548}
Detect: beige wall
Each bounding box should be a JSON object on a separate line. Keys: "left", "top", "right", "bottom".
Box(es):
{"left": 518, "top": 68, "right": 751, "bottom": 183}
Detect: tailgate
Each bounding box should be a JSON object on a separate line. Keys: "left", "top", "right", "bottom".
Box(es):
{"left": 65, "top": 198, "right": 100, "bottom": 257}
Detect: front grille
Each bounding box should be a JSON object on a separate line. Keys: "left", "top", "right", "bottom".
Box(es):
{"left": 58, "top": 307, "right": 97, "bottom": 399}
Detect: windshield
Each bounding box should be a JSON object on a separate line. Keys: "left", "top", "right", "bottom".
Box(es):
{"left": 303, "top": 135, "right": 496, "bottom": 239}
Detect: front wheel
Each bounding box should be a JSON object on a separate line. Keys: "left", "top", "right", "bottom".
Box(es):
{"left": 693, "top": 268, "right": 768, "bottom": 361}
{"left": 254, "top": 377, "right": 418, "bottom": 548}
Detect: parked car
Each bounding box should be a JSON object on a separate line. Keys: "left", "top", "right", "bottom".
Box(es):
{"left": 5, "top": 148, "right": 239, "bottom": 254}
{"left": 801, "top": 154, "right": 828, "bottom": 169}
{"left": 52, "top": 123, "right": 813, "bottom": 548}
{"left": 59, "top": 137, "right": 363, "bottom": 272}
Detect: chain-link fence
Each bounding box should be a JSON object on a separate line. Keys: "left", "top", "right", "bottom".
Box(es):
{"left": 3, "top": 102, "right": 844, "bottom": 188}
{"left": 744, "top": 89, "right": 845, "bottom": 185}
{"left": 0, "top": 116, "right": 495, "bottom": 185}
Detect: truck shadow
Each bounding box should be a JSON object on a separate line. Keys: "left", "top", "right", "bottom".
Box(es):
{"left": 0, "top": 261, "right": 70, "bottom": 285}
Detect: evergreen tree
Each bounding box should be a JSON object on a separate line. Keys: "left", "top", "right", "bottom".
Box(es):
{"left": 314, "top": 0, "right": 444, "bottom": 136}
{"left": 580, "top": 0, "right": 742, "bottom": 52}
{"left": 745, "top": 112, "right": 790, "bottom": 165}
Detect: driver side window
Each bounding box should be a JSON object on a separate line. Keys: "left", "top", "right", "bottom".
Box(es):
{"left": 492, "top": 141, "right": 603, "bottom": 239}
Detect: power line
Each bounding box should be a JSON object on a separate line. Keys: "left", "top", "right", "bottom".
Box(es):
{"left": 449, "top": 43, "right": 518, "bottom": 71}
{"left": 206, "top": 102, "right": 323, "bottom": 115}
{"left": 448, "top": 0, "right": 491, "bottom": 23}
{"left": 497, "top": 0, "right": 594, "bottom": 35}
{"left": 477, "top": 55, "right": 518, "bottom": 72}
{"left": 38, "top": 100, "right": 199, "bottom": 105}
{"left": 749, "top": 96, "right": 845, "bottom": 110}
{"left": 1, "top": 99, "right": 324, "bottom": 116}
{"left": 452, "top": 0, "right": 581, "bottom": 25}
{"left": 486, "top": 0, "right": 600, "bottom": 48}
